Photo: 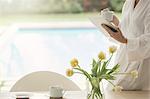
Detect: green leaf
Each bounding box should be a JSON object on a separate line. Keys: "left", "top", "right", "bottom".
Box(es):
{"left": 91, "top": 63, "right": 98, "bottom": 77}
{"left": 99, "top": 61, "right": 108, "bottom": 75}
{"left": 91, "top": 77, "right": 99, "bottom": 89}
{"left": 74, "top": 68, "right": 91, "bottom": 79}
{"left": 91, "top": 59, "right": 100, "bottom": 77}
{"left": 108, "top": 64, "right": 120, "bottom": 75}
{"left": 92, "top": 59, "right": 96, "bottom": 67}
{"left": 100, "top": 74, "right": 116, "bottom": 80}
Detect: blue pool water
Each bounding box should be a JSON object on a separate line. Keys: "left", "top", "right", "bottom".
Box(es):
{"left": 18, "top": 28, "right": 100, "bottom": 36}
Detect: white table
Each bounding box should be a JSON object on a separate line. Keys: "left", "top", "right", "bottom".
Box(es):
{"left": 0, "top": 91, "right": 87, "bottom": 99}
{"left": 0, "top": 91, "right": 149, "bottom": 99}
{"left": 105, "top": 91, "right": 150, "bottom": 99}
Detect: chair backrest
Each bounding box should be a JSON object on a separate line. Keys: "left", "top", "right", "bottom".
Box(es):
{"left": 10, "top": 71, "right": 80, "bottom": 92}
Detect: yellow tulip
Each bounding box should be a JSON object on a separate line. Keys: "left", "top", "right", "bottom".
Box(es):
{"left": 130, "top": 70, "right": 138, "bottom": 79}
{"left": 66, "top": 69, "right": 74, "bottom": 77}
{"left": 113, "top": 86, "right": 123, "bottom": 92}
{"left": 109, "top": 46, "right": 117, "bottom": 54}
{"left": 70, "top": 58, "right": 79, "bottom": 67}
{"left": 98, "top": 51, "right": 106, "bottom": 60}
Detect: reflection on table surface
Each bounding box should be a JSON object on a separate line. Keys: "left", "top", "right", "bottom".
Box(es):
{"left": 0, "top": 91, "right": 149, "bottom": 99}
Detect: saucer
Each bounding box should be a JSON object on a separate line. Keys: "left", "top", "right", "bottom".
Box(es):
{"left": 45, "top": 94, "right": 63, "bottom": 99}
{"left": 11, "top": 92, "right": 33, "bottom": 98}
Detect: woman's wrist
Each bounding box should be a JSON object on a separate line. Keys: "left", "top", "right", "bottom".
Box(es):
{"left": 122, "top": 38, "right": 128, "bottom": 44}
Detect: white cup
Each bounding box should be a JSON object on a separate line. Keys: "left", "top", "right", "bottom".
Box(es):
{"left": 49, "top": 86, "right": 65, "bottom": 98}
{"left": 101, "top": 8, "right": 114, "bottom": 22}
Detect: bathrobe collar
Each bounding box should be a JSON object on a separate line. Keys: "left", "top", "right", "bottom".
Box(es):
{"left": 130, "top": 0, "right": 148, "bottom": 16}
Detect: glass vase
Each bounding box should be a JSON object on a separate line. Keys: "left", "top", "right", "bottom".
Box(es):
{"left": 86, "top": 80, "right": 105, "bottom": 99}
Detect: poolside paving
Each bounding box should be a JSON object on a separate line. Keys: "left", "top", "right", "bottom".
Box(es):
{"left": 13, "top": 21, "right": 96, "bottom": 29}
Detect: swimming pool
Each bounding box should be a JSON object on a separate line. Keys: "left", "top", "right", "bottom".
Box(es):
{"left": 3, "top": 27, "right": 112, "bottom": 83}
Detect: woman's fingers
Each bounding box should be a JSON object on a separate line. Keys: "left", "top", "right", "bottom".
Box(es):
{"left": 112, "top": 15, "right": 119, "bottom": 26}
{"left": 101, "top": 24, "right": 127, "bottom": 43}
{"left": 101, "top": 24, "right": 116, "bottom": 37}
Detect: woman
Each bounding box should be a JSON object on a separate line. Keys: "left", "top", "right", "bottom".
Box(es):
{"left": 102, "top": 0, "right": 150, "bottom": 90}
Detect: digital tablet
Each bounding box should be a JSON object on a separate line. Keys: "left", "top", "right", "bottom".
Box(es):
{"left": 89, "top": 15, "right": 118, "bottom": 37}
{"left": 102, "top": 24, "right": 118, "bottom": 32}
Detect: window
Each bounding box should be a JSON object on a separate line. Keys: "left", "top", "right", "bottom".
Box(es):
{"left": 0, "top": 0, "right": 120, "bottom": 91}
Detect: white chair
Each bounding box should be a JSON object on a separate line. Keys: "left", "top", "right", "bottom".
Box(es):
{"left": 10, "top": 71, "right": 80, "bottom": 92}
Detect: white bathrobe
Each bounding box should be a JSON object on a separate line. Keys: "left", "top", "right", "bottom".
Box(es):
{"left": 109, "top": 0, "right": 150, "bottom": 90}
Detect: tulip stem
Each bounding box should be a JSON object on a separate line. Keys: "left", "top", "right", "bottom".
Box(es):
{"left": 113, "top": 73, "right": 130, "bottom": 75}
{"left": 77, "top": 65, "right": 81, "bottom": 68}
{"left": 107, "top": 80, "right": 115, "bottom": 87}
{"left": 107, "top": 53, "right": 113, "bottom": 66}
{"left": 98, "top": 60, "right": 101, "bottom": 74}
{"left": 74, "top": 72, "right": 83, "bottom": 74}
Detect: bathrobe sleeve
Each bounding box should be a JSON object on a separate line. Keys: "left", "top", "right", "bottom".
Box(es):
{"left": 127, "top": 13, "right": 150, "bottom": 61}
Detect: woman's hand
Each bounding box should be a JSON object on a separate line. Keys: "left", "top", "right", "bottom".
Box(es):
{"left": 101, "top": 8, "right": 119, "bottom": 26}
{"left": 102, "top": 24, "right": 127, "bottom": 44}
{"left": 112, "top": 15, "right": 120, "bottom": 26}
